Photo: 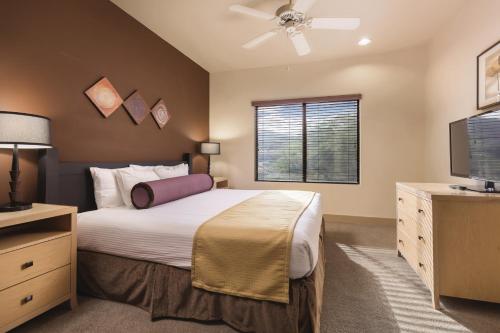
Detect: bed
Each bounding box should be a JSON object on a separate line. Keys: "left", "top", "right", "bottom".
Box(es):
{"left": 38, "top": 149, "right": 325, "bottom": 333}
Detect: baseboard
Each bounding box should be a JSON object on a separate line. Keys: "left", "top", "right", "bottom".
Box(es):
{"left": 324, "top": 214, "right": 395, "bottom": 226}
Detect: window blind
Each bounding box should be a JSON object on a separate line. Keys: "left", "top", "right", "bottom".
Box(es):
{"left": 256, "top": 104, "right": 303, "bottom": 181}
{"left": 255, "top": 97, "right": 359, "bottom": 184}
{"left": 306, "top": 101, "right": 359, "bottom": 183}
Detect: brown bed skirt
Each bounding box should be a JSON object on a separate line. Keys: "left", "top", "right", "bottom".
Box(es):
{"left": 77, "top": 223, "right": 325, "bottom": 333}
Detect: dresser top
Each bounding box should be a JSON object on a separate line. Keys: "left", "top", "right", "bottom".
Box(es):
{"left": 0, "top": 203, "right": 77, "bottom": 229}
{"left": 397, "top": 182, "right": 500, "bottom": 201}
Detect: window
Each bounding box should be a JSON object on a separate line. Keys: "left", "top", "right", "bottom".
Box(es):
{"left": 255, "top": 95, "right": 360, "bottom": 184}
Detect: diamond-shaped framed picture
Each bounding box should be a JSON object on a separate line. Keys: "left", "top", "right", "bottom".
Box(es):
{"left": 123, "top": 91, "right": 150, "bottom": 125}
{"left": 85, "top": 77, "right": 123, "bottom": 118}
{"left": 151, "top": 99, "right": 171, "bottom": 129}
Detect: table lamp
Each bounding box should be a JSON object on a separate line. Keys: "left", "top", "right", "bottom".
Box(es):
{"left": 0, "top": 111, "right": 51, "bottom": 212}
{"left": 200, "top": 142, "right": 220, "bottom": 175}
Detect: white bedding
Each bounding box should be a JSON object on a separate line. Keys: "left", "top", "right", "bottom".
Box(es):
{"left": 77, "top": 189, "right": 323, "bottom": 279}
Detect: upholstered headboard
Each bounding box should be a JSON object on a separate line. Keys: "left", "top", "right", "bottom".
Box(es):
{"left": 37, "top": 149, "right": 192, "bottom": 212}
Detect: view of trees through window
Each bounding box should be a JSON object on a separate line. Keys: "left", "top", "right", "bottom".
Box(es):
{"left": 256, "top": 99, "right": 359, "bottom": 184}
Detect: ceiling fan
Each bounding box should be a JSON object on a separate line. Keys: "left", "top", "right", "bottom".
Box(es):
{"left": 229, "top": 0, "right": 360, "bottom": 56}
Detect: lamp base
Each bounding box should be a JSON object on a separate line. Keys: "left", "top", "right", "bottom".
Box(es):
{"left": 0, "top": 202, "right": 32, "bottom": 212}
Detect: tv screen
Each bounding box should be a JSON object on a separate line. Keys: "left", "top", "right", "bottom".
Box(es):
{"left": 450, "top": 118, "right": 470, "bottom": 178}
{"left": 468, "top": 109, "right": 500, "bottom": 182}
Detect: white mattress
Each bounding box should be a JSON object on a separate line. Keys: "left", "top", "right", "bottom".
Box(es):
{"left": 77, "top": 189, "right": 323, "bottom": 279}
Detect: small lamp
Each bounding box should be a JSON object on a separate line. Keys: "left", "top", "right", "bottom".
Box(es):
{"left": 0, "top": 111, "right": 52, "bottom": 212}
{"left": 200, "top": 142, "right": 220, "bottom": 175}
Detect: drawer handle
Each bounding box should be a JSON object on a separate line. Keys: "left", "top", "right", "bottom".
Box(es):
{"left": 398, "top": 197, "right": 403, "bottom": 202}
{"left": 418, "top": 235, "right": 424, "bottom": 241}
{"left": 418, "top": 209, "right": 424, "bottom": 214}
{"left": 398, "top": 218, "right": 404, "bottom": 224}
{"left": 21, "top": 295, "right": 33, "bottom": 305}
{"left": 21, "top": 261, "right": 34, "bottom": 270}
{"left": 419, "top": 262, "right": 424, "bottom": 268}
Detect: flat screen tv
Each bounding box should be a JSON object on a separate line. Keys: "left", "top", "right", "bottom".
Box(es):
{"left": 450, "top": 109, "right": 500, "bottom": 192}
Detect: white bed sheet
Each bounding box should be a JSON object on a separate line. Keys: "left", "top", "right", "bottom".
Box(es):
{"left": 77, "top": 189, "right": 323, "bottom": 279}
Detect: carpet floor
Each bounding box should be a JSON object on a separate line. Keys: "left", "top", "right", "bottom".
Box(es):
{"left": 12, "top": 222, "right": 500, "bottom": 333}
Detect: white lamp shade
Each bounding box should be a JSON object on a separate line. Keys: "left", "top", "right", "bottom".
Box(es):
{"left": 0, "top": 111, "right": 51, "bottom": 149}
{"left": 200, "top": 142, "right": 220, "bottom": 155}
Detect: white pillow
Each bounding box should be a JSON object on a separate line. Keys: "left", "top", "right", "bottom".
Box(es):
{"left": 90, "top": 167, "right": 128, "bottom": 209}
{"left": 129, "top": 164, "right": 156, "bottom": 171}
{"left": 154, "top": 164, "right": 189, "bottom": 179}
{"left": 116, "top": 168, "right": 160, "bottom": 207}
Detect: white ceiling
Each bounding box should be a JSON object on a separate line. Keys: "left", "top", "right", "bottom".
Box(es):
{"left": 111, "top": 0, "right": 467, "bottom": 73}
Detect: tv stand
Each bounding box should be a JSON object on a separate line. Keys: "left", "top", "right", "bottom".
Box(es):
{"left": 466, "top": 181, "right": 500, "bottom": 193}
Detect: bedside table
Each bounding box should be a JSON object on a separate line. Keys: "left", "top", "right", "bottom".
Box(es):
{"left": 212, "top": 177, "right": 229, "bottom": 189}
{"left": 0, "top": 203, "right": 77, "bottom": 332}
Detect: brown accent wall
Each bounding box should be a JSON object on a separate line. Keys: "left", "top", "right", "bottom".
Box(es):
{"left": 0, "top": 0, "right": 209, "bottom": 204}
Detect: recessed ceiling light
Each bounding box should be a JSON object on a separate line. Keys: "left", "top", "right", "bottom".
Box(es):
{"left": 358, "top": 38, "right": 372, "bottom": 46}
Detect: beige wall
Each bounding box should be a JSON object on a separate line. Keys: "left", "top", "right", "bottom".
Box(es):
{"left": 424, "top": 0, "right": 500, "bottom": 184}
{"left": 210, "top": 46, "right": 428, "bottom": 218}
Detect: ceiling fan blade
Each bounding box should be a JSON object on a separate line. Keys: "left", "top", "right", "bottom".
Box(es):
{"left": 290, "top": 32, "right": 311, "bottom": 56}
{"left": 229, "top": 4, "right": 275, "bottom": 20}
{"left": 310, "top": 18, "right": 361, "bottom": 30}
{"left": 293, "top": 0, "right": 317, "bottom": 14}
{"left": 242, "top": 30, "right": 279, "bottom": 49}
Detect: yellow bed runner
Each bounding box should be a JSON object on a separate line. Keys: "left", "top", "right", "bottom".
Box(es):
{"left": 191, "top": 190, "right": 316, "bottom": 303}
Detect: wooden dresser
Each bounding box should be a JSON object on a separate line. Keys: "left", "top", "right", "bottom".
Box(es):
{"left": 396, "top": 183, "right": 500, "bottom": 309}
{"left": 0, "top": 204, "right": 77, "bottom": 332}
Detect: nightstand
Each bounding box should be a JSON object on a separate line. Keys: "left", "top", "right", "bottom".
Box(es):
{"left": 0, "top": 203, "right": 77, "bottom": 332}
{"left": 212, "top": 177, "right": 229, "bottom": 189}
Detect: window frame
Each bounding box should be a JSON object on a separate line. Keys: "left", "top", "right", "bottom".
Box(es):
{"left": 254, "top": 94, "right": 361, "bottom": 185}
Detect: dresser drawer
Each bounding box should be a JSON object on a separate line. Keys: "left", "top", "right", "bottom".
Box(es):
{"left": 0, "top": 236, "right": 71, "bottom": 291}
{"left": 397, "top": 229, "right": 418, "bottom": 270}
{"left": 417, "top": 244, "right": 434, "bottom": 291}
{"left": 399, "top": 209, "right": 433, "bottom": 252}
{"left": 397, "top": 209, "right": 418, "bottom": 239}
{"left": 0, "top": 265, "right": 70, "bottom": 328}
{"left": 398, "top": 228, "right": 434, "bottom": 290}
{"left": 397, "top": 189, "right": 433, "bottom": 221}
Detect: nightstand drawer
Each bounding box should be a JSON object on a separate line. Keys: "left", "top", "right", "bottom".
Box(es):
{"left": 0, "top": 236, "right": 71, "bottom": 291}
{"left": 0, "top": 265, "right": 70, "bottom": 328}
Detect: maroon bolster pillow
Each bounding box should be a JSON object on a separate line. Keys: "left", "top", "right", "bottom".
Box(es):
{"left": 131, "top": 174, "right": 214, "bottom": 209}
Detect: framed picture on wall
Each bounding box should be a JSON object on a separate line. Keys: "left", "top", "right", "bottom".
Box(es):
{"left": 477, "top": 40, "right": 500, "bottom": 110}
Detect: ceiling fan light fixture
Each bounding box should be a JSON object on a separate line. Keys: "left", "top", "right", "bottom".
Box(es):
{"left": 358, "top": 37, "right": 372, "bottom": 46}
{"left": 231, "top": 0, "right": 360, "bottom": 57}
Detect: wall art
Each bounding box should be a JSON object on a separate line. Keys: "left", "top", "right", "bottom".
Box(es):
{"left": 151, "top": 99, "right": 171, "bottom": 129}
{"left": 85, "top": 77, "right": 123, "bottom": 117}
{"left": 123, "top": 91, "right": 150, "bottom": 124}
{"left": 478, "top": 40, "right": 500, "bottom": 110}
